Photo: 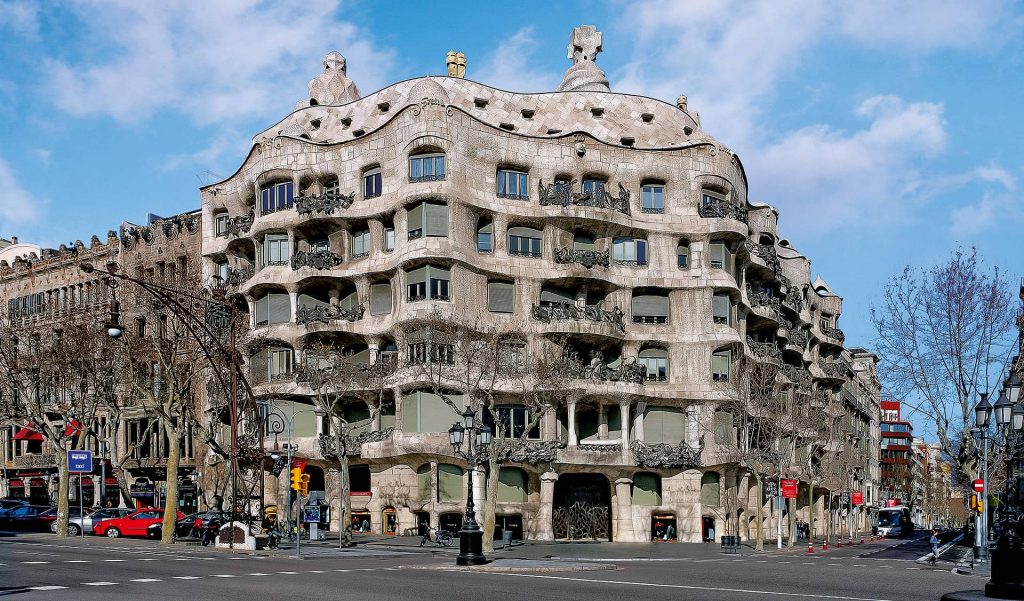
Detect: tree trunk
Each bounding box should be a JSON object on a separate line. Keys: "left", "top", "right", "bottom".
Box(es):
{"left": 807, "top": 481, "right": 814, "bottom": 545}
{"left": 55, "top": 443, "right": 70, "bottom": 537}
{"left": 753, "top": 472, "right": 764, "bottom": 551}
{"left": 337, "top": 451, "right": 352, "bottom": 548}
{"left": 787, "top": 497, "right": 796, "bottom": 547}
{"left": 160, "top": 426, "right": 180, "bottom": 545}
{"left": 483, "top": 456, "right": 499, "bottom": 553}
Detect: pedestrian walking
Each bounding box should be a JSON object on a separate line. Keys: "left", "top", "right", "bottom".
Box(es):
{"left": 927, "top": 529, "right": 940, "bottom": 565}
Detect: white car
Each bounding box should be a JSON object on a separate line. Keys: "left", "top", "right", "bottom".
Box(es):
{"left": 50, "top": 507, "right": 132, "bottom": 536}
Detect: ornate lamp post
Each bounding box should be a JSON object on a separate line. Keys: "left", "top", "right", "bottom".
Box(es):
{"left": 974, "top": 393, "right": 993, "bottom": 563}
{"left": 448, "top": 406, "right": 492, "bottom": 566}
{"left": 985, "top": 375, "right": 1024, "bottom": 600}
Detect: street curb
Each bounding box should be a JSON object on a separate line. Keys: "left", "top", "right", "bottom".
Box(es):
{"left": 404, "top": 560, "right": 616, "bottom": 573}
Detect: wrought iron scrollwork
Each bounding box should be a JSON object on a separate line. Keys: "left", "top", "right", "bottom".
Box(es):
{"left": 552, "top": 247, "right": 610, "bottom": 268}
{"left": 745, "top": 284, "right": 782, "bottom": 320}
{"left": 294, "top": 190, "right": 355, "bottom": 216}
{"left": 699, "top": 196, "right": 749, "bottom": 223}
{"left": 224, "top": 211, "right": 254, "bottom": 237}
{"left": 291, "top": 249, "right": 344, "bottom": 270}
{"left": 538, "top": 179, "right": 631, "bottom": 215}
{"left": 318, "top": 428, "right": 395, "bottom": 457}
{"left": 562, "top": 349, "right": 646, "bottom": 384}
{"left": 532, "top": 301, "right": 625, "bottom": 332}
{"left": 578, "top": 443, "right": 621, "bottom": 453}
{"left": 630, "top": 438, "right": 704, "bottom": 469}
{"left": 744, "top": 239, "right": 781, "bottom": 273}
{"left": 819, "top": 360, "right": 850, "bottom": 379}
{"left": 490, "top": 439, "right": 566, "bottom": 464}
{"left": 295, "top": 303, "right": 365, "bottom": 325}
{"left": 225, "top": 266, "right": 253, "bottom": 287}
{"left": 821, "top": 326, "right": 846, "bottom": 344}
{"left": 746, "top": 336, "right": 782, "bottom": 362}
{"left": 782, "top": 364, "right": 811, "bottom": 386}
{"left": 120, "top": 225, "right": 155, "bottom": 249}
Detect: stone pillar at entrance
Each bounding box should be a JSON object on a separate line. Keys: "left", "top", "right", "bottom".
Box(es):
{"left": 619, "top": 401, "right": 631, "bottom": 458}
{"left": 614, "top": 477, "right": 636, "bottom": 542}
{"left": 537, "top": 472, "right": 558, "bottom": 540}
{"left": 567, "top": 400, "right": 578, "bottom": 447}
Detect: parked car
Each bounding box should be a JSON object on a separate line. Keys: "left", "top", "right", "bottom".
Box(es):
{"left": 50, "top": 507, "right": 133, "bottom": 536}
{"left": 147, "top": 511, "right": 208, "bottom": 541}
{"left": 0, "top": 499, "right": 29, "bottom": 513}
{"left": 94, "top": 508, "right": 183, "bottom": 538}
{"left": 0, "top": 505, "right": 57, "bottom": 531}
{"left": 36, "top": 506, "right": 88, "bottom": 532}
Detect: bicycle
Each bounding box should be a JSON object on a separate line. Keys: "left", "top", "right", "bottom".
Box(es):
{"left": 419, "top": 526, "right": 454, "bottom": 547}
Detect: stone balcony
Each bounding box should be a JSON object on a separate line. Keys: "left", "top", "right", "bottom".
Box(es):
{"left": 699, "top": 196, "right": 749, "bottom": 224}
{"left": 10, "top": 454, "right": 56, "bottom": 468}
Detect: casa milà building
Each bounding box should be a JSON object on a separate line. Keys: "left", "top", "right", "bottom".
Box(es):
{"left": 201, "top": 26, "right": 880, "bottom": 543}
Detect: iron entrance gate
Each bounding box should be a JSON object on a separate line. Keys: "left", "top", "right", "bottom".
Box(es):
{"left": 552, "top": 473, "right": 611, "bottom": 540}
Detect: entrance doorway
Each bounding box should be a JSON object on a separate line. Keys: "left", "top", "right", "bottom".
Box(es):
{"left": 552, "top": 473, "right": 611, "bottom": 541}
{"left": 702, "top": 516, "right": 717, "bottom": 542}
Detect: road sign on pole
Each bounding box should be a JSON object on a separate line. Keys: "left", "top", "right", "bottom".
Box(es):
{"left": 766, "top": 481, "right": 779, "bottom": 497}
{"left": 67, "top": 450, "right": 92, "bottom": 473}
{"left": 852, "top": 491, "right": 863, "bottom": 506}
{"left": 781, "top": 479, "right": 798, "bottom": 499}
{"left": 973, "top": 479, "right": 985, "bottom": 492}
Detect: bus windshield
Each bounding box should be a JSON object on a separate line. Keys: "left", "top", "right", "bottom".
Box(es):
{"left": 878, "top": 511, "right": 901, "bottom": 527}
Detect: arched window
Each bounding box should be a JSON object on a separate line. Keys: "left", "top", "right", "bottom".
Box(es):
{"left": 643, "top": 406, "right": 685, "bottom": 443}
{"left": 638, "top": 347, "right": 669, "bottom": 382}
{"left": 416, "top": 465, "right": 432, "bottom": 501}
{"left": 477, "top": 217, "right": 493, "bottom": 253}
{"left": 641, "top": 182, "right": 665, "bottom": 214}
{"left": 508, "top": 227, "right": 542, "bottom": 258}
{"left": 254, "top": 292, "right": 290, "bottom": 326}
{"left": 677, "top": 239, "right": 690, "bottom": 269}
{"left": 259, "top": 180, "right": 294, "bottom": 215}
{"left": 409, "top": 152, "right": 445, "bottom": 183}
{"left": 497, "top": 467, "right": 528, "bottom": 503}
{"left": 700, "top": 472, "right": 721, "bottom": 506}
{"left": 632, "top": 472, "right": 662, "bottom": 505}
{"left": 437, "top": 463, "right": 464, "bottom": 501}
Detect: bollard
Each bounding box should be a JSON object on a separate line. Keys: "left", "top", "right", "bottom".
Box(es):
{"left": 807, "top": 542, "right": 814, "bottom": 553}
{"left": 837, "top": 539, "right": 843, "bottom": 547}
{"left": 823, "top": 540, "right": 829, "bottom": 550}
{"left": 860, "top": 536, "right": 864, "bottom": 545}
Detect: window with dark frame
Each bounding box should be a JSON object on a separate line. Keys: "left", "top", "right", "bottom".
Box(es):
{"left": 641, "top": 184, "right": 665, "bottom": 213}
{"left": 409, "top": 153, "right": 445, "bottom": 183}
{"left": 496, "top": 169, "right": 529, "bottom": 200}
{"left": 363, "top": 168, "right": 382, "bottom": 198}
{"left": 259, "top": 181, "right": 294, "bottom": 215}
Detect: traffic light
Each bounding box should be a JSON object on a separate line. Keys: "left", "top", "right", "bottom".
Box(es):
{"left": 299, "top": 474, "right": 310, "bottom": 496}
{"left": 969, "top": 494, "right": 977, "bottom": 510}
{"left": 970, "top": 493, "right": 984, "bottom": 513}
{"left": 290, "top": 467, "right": 303, "bottom": 491}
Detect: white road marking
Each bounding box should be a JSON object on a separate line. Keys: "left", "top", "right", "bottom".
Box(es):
{"left": 307, "top": 570, "right": 325, "bottom": 573}
{"left": 755, "top": 560, "right": 769, "bottom": 563}
{"left": 478, "top": 573, "right": 899, "bottom": 601}
{"left": 777, "top": 561, "right": 792, "bottom": 564}
{"left": 249, "top": 573, "right": 271, "bottom": 576}
{"left": 211, "top": 574, "right": 237, "bottom": 578}
{"left": 277, "top": 571, "right": 299, "bottom": 574}
{"left": 828, "top": 563, "right": 841, "bottom": 566}
{"left": 173, "top": 558, "right": 192, "bottom": 561}
{"left": 65, "top": 560, "right": 89, "bottom": 563}
{"left": 22, "top": 561, "right": 50, "bottom": 564}
{"left": 82, "top": 581, "right": 118, "bottom": 586}
{"left": 103, "top": 559, "right": 127, "bottom": 562}
{"left": 172, "top": 575, "right": 202, "bottom": 579}
{"left": 30, "top": 586, "right": 68, "bottom": 591}
{"left": 907, "top": 567, "right": 920, "bottom": 570}
{"left": 853, "top": 564, "right": 867, "bottom": 567}
{"left": 130, "top": 578, "right": 162, "bottom": 582}
{"left": 228, "top": 557, "right": 246, "bottom": 560}
{"left": 138, "top": 558, "right": 159, "bottom": 561}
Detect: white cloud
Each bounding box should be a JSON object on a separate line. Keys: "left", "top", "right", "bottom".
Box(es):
{"left": 750, "top": 95, "right": 948, "bottom": 233}
{"left": 0, "top": 157, "right": 40, "bottom": 228}
{"left": 949, "top": 191, "right": 1022, "bottom": 237}
{"left": 475, "top": 27, "right": 560, "bottom": 93}
{"left": 32, "top": 149, "right": 51, "bottom": 165}
{"left": 838, "top": 0, "right": 1014, "bottom": 52}
{"left": 45, "top": 0, "right": 396, "bottom": 126}
{"left": 0, "top": 0, "right": 39, "bottom": 37}
{"left": 161, "top": 130, "right": 248, "bottom": 173}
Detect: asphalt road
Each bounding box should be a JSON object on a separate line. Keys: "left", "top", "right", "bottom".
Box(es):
{"left": 0, "top": 534, "right": 987, "bottom": 601}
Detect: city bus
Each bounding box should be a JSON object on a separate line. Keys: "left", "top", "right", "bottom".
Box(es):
{"left": 876, "top": 506, "right": 914, "bottom": 537}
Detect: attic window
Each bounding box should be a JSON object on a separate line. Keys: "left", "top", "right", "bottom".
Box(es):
{"left": 620, "top": 136, "right": 635, "bottom": 147}
{"left": 377, "top": 101, "right": 391, "bottom": 112}
{"left": 590, "top": 107, "right": 605, "bottom": 117}
{"left": 546, "top": 128, "right": 562, "bottom": 135}
{"left": 499, "top": 122, "right": 515, "bottom": 131}
{"left": 521, "top": 109, "right": 535, "bottom": 118}
{"left": 352, "top": 128, "right": 366, "bottom": 137}
{"left": 641, "top": 112, "right": 654, "bottom": 123}
{"left": 340, "top": 116, "right": 352, "bottom": 127}
{"left": 474, "top": 97, "right": 488, "bottom": 108}
{"left": 310, "top": 119, "right": 321, "bottom": 130}
{"left": 309, "top": 98, "right": 319, "bottom": 106}
{"left": 683, "top": 126, "right": 693, "bottom": 136}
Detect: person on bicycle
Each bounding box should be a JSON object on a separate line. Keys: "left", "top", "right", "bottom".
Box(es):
{"left": 926, "top": 529, "right": 941, "bottom": 565}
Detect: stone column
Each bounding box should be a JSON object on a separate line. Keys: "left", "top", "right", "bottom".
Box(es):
{"left": 597, "top": 404, "right": 608, "bottom": 440}
{"left": 620, "top": 401, "right": 631, "bottom": 459}
{"left": 614, "top": 477, "right": 636, "bottom": 542}
{"left": 471, "top": 469, "right": 485, "bottom": 525}
{"left": 567, "top": 400, "right": 578, "bottom": 447}
{"left": 634, "top": 401, "right": 646, "bottom": 442}
{"left": 537, "top": 472, "right": 558, "bottom": 541}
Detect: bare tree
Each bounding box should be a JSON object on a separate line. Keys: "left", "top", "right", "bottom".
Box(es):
{"left": 872, "top": 248, "right": 1015, "bottom": 488}
{"left": 0, "top": 314, "right": 119, "bottom": 536}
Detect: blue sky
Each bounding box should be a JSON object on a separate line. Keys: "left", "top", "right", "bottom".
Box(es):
{"left": 0, "top": 0, "right": 1022, "bottom": 360}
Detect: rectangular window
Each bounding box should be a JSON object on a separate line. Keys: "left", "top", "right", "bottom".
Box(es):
{"left": 384, "top": 226, "right": 395, "bottom": 251}
{"left": 215, "top": 214, "right": 229, "bottom": 237}
{"left": 709, "top": 242, "right": 728, "bottom": 270}
{"left": 487, "top": 281, "right": 515, "bottom": 313}
{"left": 712, "top": 294, "right": 731, "bottom": 325}
{"left": 263, "top": 234, "right": 290, "bottom": 267}
{"left": 370, "top": 283, "right": 393, "bottom": 315}
{"left": 493, "top": 406, "right": 539, "bottom": 439}
{"left": 255, "top": 293, "right": 290, "bottom": 326}
{"left": 407, "top": 202, "right": 448, "bottom": 239}
{"left": 309, "top": 238, "right": 330, "bottom": 253}
{"left": 641, "top": 184, "right": 665, "bottom": 213}
{"left": 406, "top": 342, "right": 454, "bottom": 365}
{"left": 496, "top": 170, "right": 529, "bottom": 200}
{"left": 351, "top": 229, "right": 371, "bottom": 258}
{"left": 582, "top": 179, "right": 605, "bottom": 197}
{"left": 632, "top": 295, "right": 669, "bottom": 324}
{"left": 267, "top": 348, "right": 293, "bottom": 380}
{"left": 612, "top": 237, "right": 648, "bottom": 266}
{"left": 711, "top": 349, "right": 732, "bottom": 382}
{"left": 507, "top": 227, "right": 542, "bottom": 257}
{"left": 260, "top": 181, "right": 294, "bottom": 215}
{"left": 363, "top": 168, "right": 382, "bottom": 198}
{"left": 406, "top": 266, "right": 450, "bottom": 301}
{"left": 677, "top": 243, "right": 689, "bottom": 268}
{"left": 477, "top": 221, "right": 493, "bottom": 253}
{"left": 638, "top": 353, "right": 668, "bottom": 382}
{"left": 409, "top": 154, "right": 445, "bottom": 182}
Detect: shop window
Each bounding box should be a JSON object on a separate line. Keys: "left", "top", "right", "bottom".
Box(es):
{"left": 652, "top": 513, "right": 677, "bottom": 541}
{"left": 437, "top": 464, "right": 464, "bottom": 501}
{"left": 349, "top": 465, "right": 371, "bottom": 494}
{"left": 497, "top": 467, "right": 528, "bottom": 503}
{"left": 700, "top": 472, "right": 721, "bottom": 506}
{"left": 416, "top": 465, "right": 432, "bottom": 502}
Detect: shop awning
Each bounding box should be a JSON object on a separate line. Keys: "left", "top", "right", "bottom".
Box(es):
{"left": 9, "top": 479, "right": 24, "bottom": 487}
{"left": 29, "top": 478, "right": 46, "bottom": 487}
{"left": 13, "top": 426, "right": 42, "bottom": 441}
{"left": 62, "top": 419, "right": 82, "bottom": 437}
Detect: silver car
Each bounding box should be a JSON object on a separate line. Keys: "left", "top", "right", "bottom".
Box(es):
{"left": 50, "top": 507, "right": 132, "bottom": 536}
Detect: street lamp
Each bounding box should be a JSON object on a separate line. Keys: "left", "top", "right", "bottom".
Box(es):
{"left": 985, "top": 373, "right": 1024, "bottom": 600}
{"left": 447, "top": 406, "right": 492, "bottom": 566}
{"left": 973, "top": 393, "right": 992, "bottom": 563}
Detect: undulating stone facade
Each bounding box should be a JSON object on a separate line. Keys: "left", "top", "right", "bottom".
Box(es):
{"left": 200, "top": 26, "right": 881, "bottom": 542}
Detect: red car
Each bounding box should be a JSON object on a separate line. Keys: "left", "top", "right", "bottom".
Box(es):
{"left": 94, "top": 508, "right": 183, "bottom": 538}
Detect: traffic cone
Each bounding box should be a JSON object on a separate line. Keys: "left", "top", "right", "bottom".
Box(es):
{"left": 860, "top": 535, "right": 865, "bottom": 545}
{"left": 807, "top": 542, "right": 814, "bottom": 553}
{"left": 837, "top": 539, "right": 843, "bottom": 547}
{"left": 823, "top": 539, "right": 829, "bottom": 550}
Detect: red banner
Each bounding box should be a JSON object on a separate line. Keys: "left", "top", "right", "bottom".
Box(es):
{"left": 852, "top": 491, "right": 863, "bottom": 505}
{"left": 291, "top": 458, "right": 307, "bottom": 472}
{"left": 781, "top": 479, "right": 798, "bottom": 499}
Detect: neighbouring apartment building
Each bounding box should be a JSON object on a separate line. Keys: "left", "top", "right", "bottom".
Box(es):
{"left": 879, "top": 400, "right": 917, "bottom": 513}
{"left": 0, "top": 213, "right": 206, "bottom": 513}
{"left": 199, "top": 25, "right": 881, "bottom": 542}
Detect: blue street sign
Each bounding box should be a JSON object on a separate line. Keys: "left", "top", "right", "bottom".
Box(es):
{"left": 67, "top": 450, "right": 92, "bottom": 473}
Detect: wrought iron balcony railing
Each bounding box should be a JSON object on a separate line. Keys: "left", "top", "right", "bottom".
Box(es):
{"left": 295, "top": 303, "right": 365, "bottom": 325}
{"left": 291, "top": 249, "right": 344, "bottom": 270}
{"left": 294, "top": 190, "right": 355, "bottom": 216}
{"left": 699, "top": 197, "right": 748, "bottom": 223}
{"left": 532, "top": 301, "right": 625, "bottom": 332}
{"left": 552, "top": 247, "right": 610, "bottom": 269}
{"left": 538, "top": 180, "right": 631, "bottom": 216}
